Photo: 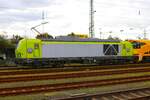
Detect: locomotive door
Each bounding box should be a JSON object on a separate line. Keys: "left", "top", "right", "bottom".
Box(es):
{"left": 33, "top": 43, "right": 40, "bottom": 58}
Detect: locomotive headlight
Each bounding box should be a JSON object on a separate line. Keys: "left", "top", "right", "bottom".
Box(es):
{"left": 17, "top": 53, "right": 21, "bottom": 57}
{"left": 27, "top": 48, "right": 33, "bottom": 53}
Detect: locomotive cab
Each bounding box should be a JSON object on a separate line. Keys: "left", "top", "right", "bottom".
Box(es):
{"left": 15, "top": 39, "right": 42, "bottom": 65}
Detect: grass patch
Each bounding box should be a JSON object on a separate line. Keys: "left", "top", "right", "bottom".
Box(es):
{"left": 0, "top": 94, "right": 45, "bottom": 100}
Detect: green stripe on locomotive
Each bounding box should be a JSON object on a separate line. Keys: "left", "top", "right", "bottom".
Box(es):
{"left": 15, "top": 39, "right": 133, "bottom": 59}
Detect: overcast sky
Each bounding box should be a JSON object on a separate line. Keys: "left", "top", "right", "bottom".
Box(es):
{"left": 0, "top": 0, "right": 150, "bottom": 39}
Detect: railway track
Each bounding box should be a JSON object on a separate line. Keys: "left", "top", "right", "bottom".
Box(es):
{"left": 1, "top": 75, "right": 150, "bottom": 96}
{"left": 0, "top": 66, "right": 17, "bottom": 70}
{"left": 1, "top": 63, "right": 150, "bottom": 76}
{"left": 57, "top": 87, "right": 150, "bottom": 100}
{"left": 1, "top": 65, "right": 150, "bottom": 83}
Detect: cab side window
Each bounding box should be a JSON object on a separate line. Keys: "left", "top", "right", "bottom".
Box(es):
{"left": 132, "top": 42, "right": 145, "bottom": 49}
{"left": 34, "top": 43, "right": 39, "bottom": 49}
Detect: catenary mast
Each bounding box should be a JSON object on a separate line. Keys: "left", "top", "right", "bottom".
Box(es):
{"left": 89, "top": 0, "right": 95, "bottom": 38}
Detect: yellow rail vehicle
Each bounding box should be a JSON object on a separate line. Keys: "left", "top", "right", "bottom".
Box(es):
{"left": 128, "top": 40, "right": 150, "bottom": 61}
